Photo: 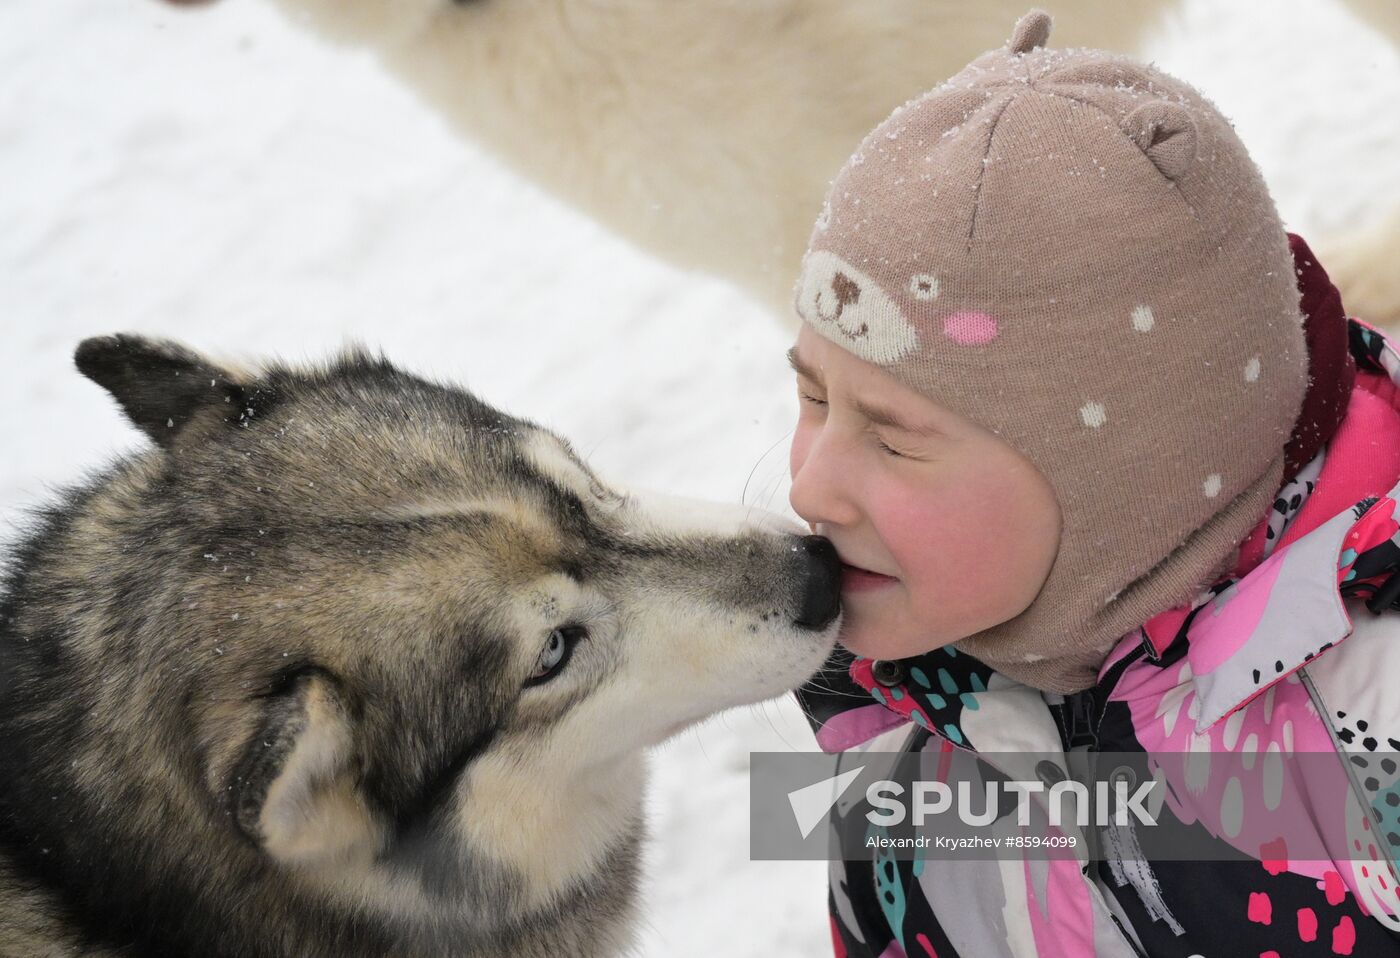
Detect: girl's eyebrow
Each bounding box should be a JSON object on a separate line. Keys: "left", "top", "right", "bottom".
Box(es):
{"left": 788, "top": 347, "right": 946, "bottom": 438}
{"left": 852, "top": 398, "right": 947, "bottom": 438}
{"left": 786, "top": 347, "right": 824, "bottom": 386}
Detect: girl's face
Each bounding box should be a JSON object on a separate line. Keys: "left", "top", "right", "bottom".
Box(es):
{"left": 788, "top": 325, "right": 1062, "bottom": 661}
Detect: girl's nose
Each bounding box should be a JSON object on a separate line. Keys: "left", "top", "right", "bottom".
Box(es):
{"left": 789, "top": 430, "right": 862, "bottom": 529}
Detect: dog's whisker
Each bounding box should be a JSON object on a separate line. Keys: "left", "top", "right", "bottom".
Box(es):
{"left": 740, "top": 428, "right": 793, "bottom": 511}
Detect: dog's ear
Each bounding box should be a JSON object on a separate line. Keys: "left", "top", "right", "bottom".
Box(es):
{"left": 74, "top": 334, "right": 249, "bottom": 448}
{"left": 230, "top": 671, "right": 382, "bottom": 867}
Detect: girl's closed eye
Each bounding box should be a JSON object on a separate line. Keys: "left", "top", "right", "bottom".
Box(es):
{"left": 871, "top": 432, "right": 924, "bottom": 460}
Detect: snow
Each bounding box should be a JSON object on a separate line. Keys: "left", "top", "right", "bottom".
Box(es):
{"left": 1, "top": 1, "right": 1397, "bottom": 955}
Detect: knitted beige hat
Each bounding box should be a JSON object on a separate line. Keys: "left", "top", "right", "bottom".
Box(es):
{"left": 794, "top": 10, "right": 1308, "bottom": 692}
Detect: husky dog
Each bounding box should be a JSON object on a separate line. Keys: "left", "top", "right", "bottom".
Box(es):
{"left": 0, "top": 336, "right": 841, "bottom": 958}
{"left": 163, "top": 0, "right": 1400, "bottom": 323}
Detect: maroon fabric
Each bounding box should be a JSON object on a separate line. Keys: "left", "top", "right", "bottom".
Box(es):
{"left": 1282, "top": 233, "right": 1356, "bottom": 483}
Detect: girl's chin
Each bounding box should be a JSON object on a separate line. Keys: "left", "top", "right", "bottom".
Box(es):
{"left": 837, "top": 609, "right": 957, "bottom": 661}
{"left": 837, "top": 622, "right": 920, "bottom": 661}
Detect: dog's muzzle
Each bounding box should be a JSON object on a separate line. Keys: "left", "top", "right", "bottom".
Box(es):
{"left": 793, "top": 535, "right": 842, "bottom": 630}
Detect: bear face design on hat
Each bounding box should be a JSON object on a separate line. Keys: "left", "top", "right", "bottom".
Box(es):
{"left": 795, "top": 10, "right": 1308, "bottom": 692}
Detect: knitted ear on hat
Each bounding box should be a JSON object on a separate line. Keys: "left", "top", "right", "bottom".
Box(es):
{"left": 1122, "top": 101, "right": 1199, "bottom": 182}
{"left": 1007, "top": 9, "right": 1052, "bottom": 54}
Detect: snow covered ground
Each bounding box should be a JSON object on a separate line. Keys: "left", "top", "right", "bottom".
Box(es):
{"left": 1, "top": 1, "right": 1397, "bottom": 954}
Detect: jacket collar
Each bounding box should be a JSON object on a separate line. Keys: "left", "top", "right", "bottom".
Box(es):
{"left": 1172, "top": 494, "right": 1382, "bottom": 731}
{"left": 1150, "top": 319, "right": 1400, "bottom": 731}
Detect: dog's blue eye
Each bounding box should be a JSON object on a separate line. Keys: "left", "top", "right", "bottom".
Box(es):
{"left": 525, "top": 626, "right": 586, "bottom": 686}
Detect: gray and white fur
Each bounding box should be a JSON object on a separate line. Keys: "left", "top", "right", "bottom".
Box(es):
{"left": 0, "top": 335, "right": 841, "bottom": 957}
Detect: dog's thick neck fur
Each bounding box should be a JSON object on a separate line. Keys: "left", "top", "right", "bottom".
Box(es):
{"left": 0, "top": 456, "right": 643, "bottom": 958}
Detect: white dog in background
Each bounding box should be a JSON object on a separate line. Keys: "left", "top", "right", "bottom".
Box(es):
{"left": 177, "top": 0, "right": 1400, "bottom": 323}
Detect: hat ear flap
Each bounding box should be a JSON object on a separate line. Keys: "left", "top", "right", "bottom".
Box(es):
{"left": 1121, "top": 101, "right": 1198, "bottom": 183}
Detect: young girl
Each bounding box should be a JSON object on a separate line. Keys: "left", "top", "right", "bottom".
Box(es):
{"left": 791, "top": 11, "right": 1400, "bottom": 956}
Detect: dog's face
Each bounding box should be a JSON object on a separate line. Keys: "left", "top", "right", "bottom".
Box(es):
{"left": 70, "top": 335, "right": 838, "bottom": 919}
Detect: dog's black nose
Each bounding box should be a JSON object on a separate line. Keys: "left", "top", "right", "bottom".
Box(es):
{"left": 793, "top": 535, "right": 842, "bottom": 630}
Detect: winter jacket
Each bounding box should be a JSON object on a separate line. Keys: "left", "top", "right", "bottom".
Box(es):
{"left": 797, "top": 315, "right": 1400, "bottom": 957}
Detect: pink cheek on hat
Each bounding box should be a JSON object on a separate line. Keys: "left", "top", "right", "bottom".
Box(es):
{"left": 942, "top": 311, "right": 999, "bottom": 345}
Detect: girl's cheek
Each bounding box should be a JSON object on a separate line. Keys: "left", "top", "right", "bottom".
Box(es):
{"left": 864, "top": 480, "right": 945, "bottom": 565}
{"left": 870, "top": 477, "right": 988, "bottom": 578}
{"left": 867, "top": 484, "right": 938, "bottom": 539}
{"left": 864, "top": 462, "right": 965, "bottom": 536}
